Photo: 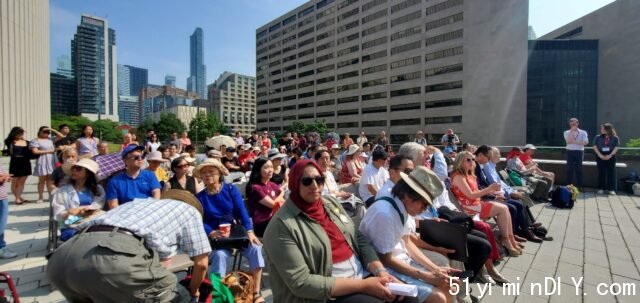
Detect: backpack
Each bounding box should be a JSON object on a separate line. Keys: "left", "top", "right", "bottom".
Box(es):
{"left": 550, "top": 186, "right": 575, "bottom": 209}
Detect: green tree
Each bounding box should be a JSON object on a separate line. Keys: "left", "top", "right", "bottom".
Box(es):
{"left": 92, "top": 119, "right": 122, "bottom": 142}
{"left": 136, "top": 118, "right": 155, "bottom": 141}
{"left": 51, "top": 114, "right": 121, "bottom": 142}
{"left": 188, "top": 113, "right": 227, "bottom": 143}
{"left": 624, "top": 138, "right": 640, "bottom": 155}
{"left": 286, "top": 119, "right": 331, "bottom": 137}
{"left": 154, "top": 113, "right": 186, "bottom": 142}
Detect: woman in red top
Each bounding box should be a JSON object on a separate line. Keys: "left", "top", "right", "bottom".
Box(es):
{"left": 339, "top": 144, "right": 365, "bottom": 184}
{"left": 246, "top": 158, "right": 285, "bottom": 237}
{"left": 451, "top": 151, "right": 522, "bottom": 256}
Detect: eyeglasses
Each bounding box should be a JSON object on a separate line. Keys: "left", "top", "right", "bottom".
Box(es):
{"left": 301, "top": 176, "right": 325, "bottom": 187}
{"left": 404, "top": 168, "right": 414, "bottom": 174}
{"left": 71, "top": 166, "right": 84, "bottom": 172}
{"left": 465, "top": 158, "right": 475, "bottom": 162}
{"left": 128, "top": 155, "right": 143, "bottom": 161}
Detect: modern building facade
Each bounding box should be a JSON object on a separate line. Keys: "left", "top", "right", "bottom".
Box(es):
{"left": 209, "top": 72, "right": 257, "bottom": 134}
{"left": 117, "top": 64, "right": 148, "bottom": 96}
{"left": 165, "top": 75, "right": 176, "bottom": 86}
{"left": 539, "top": 0, "right": 640, "bottom": 143}
{"left": 118, "top": 95, "right": 140, "bottom": 127}
{"left": 0, "top": 0, "right": 50, "bottom": 137}
{"left": 51, "top": 73, "right": 78, "bottom": 116}
{"left": 150, "top": 105, "right": 207, "bottom": 130}
{"left": 139, "top": 85, "right": 200, "bottom": 125}
{"left": 72, "top": 15, "right": 118, "bottom": 122}
{"left": 255, "top": 0, "right": 528, "bottom": 145}
{"left": 56, "top": 55, "right": 73, "bottom": 78}
{"left": 527, "top": 40, "right": 599, "bottom": 146}
{"left": 528, "top": 26, "right": 537, "bottom": 40}
{"left": 188, "top": 27, "right": 207, "bottom": 99}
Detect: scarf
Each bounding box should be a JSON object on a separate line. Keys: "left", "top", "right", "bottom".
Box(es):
{"left": 288, "top": 160, "right": 353, "bottom": 263}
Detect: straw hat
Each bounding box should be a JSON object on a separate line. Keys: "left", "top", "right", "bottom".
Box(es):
{"left": 267, "top": 149, "right": 287, "bottom": 160}
{"left": 193, "top": 158, "right": 226, "bottom": 178}
{"left": 399, "top": 166, "right": 444, "bottom": 205}
{"left": 160, "top": 189, "right": 203, "bottom": 215}
{"left": 180, "top": 152, "right": 196, "bottom": 163}
{"left": 331, "top": 144, "right": 340, "bottom": 150}
{"left": 146, "top": 151, "right": 167, "bottom": 162}
{"left": 207, "top": 149, "right": 223, "bottom": 159}
{"left": 346, "top": 144, "right": 361, "bottom": 156}
{"left": 62, "top": 158, "right": 99, "bottom": 176}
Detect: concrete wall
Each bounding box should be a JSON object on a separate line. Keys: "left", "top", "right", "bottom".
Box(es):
{"left": 0, "top": 0, "right": 50, "bottom": 138}
{"left": 540, "top": 0, "right": 640, "bottom": 143}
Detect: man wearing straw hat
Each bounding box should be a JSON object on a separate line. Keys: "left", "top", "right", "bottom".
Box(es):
{"left": 47, "top": 190, "right": 211, "bottom": 302}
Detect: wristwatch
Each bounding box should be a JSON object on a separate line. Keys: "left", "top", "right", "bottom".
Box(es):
{"left": 372, "top": 267, "right": 388, "bottom": 276}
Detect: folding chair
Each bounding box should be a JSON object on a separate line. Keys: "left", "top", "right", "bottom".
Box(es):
{"left": 46, "top": 199, "right": 59, "bottom": 253}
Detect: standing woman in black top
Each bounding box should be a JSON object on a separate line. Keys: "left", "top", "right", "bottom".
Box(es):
{"left": 163, "top": 156, "right": 202, "bottom": 196}
{"left": 593, "top": 123, "right": 620, "bottom": 195}
{"left": 4, "top": 127, "right": 31, "bottom": 204}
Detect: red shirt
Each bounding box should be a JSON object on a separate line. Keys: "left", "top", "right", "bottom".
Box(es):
{"left": 519, "top": 154, "right": 533, "bottom": 165}
{"left": 238, "top": 153, "right": 256, "bottom": 167}
{"left": 248, "top": 182, "right": 281, "bottom": 225}
{"left": 261, "top": 139, "right": 271, "bottom": 149}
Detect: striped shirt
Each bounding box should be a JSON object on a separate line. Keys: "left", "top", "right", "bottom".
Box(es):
{"left": 80, "top": 198, "right": 211, "bottom": 259}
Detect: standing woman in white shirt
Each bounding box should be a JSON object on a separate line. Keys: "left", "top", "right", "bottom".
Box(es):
{"left": 563, "top": 118, "right": 589, "bottom": 188}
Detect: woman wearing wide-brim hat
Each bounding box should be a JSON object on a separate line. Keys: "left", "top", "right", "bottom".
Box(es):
{"left": 52, "top": 158, "right": 105, "bottom": 241}
{"left": 339, "top": 144, "right": 365, "bottom": 184}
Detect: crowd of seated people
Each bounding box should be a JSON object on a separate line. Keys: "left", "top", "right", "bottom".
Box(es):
{"left": 43, "top": 129, "right": 559, "bottom": 302}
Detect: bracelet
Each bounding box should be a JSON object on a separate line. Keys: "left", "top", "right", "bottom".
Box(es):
{"left": 372, "top": 267, "right": 387, "bottom": 276}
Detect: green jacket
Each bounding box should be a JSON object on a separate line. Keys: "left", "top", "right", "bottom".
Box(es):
{"left": 263, "top": 196, "right": 379, "bottom": 303}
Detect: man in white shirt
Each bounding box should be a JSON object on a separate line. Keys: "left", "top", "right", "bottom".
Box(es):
{"left": 360, "top": 166, "right": 454, "bottom": 303}
{"left": 234, "top": 132, "right": 244, "bottom": 146}
{"left": 564, "top": 118, "right": 589, "bottom": 188}
{"left": 359, "top": 150, "right": 389, "bottom": 206}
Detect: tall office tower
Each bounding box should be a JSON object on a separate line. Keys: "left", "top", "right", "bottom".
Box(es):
{"left": 51, "top": 73, "right": 78, "bottom": 115}
{"left": 72, "top": 15, "right": 118, "bottom": 121}
{"left": 118, "top": 64, "right": 148, "bottom": 96}
{"left": 165, "top": 74, "right": 177, "bottom": 86}
{"left": 189, "top": 27, "right": 207, "bottom": 99}
{"left": 0, "top": 0, "right": 51, "bottom": 137}
{"left": 256, "top": 0, "right": 528, "bottom": 146}
{"left": 56, "top": 55, "right": 73, "bottom": 77}
{"left": 209, "top": 72, "right": 257, "bottom": 134}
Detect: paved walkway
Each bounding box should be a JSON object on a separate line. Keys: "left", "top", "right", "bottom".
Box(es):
{"left": 1, "top": 158, "right": 639, "bottom": 302}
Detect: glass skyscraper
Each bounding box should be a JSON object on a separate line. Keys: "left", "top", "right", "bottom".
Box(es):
{"left": 189, "top": 27, "right": 207, "bottom": 99}
{"left": 117, "top": 64, "right": 148, "bottom": 97}
{"left": 527, "top": 39, "right": 599, "bottom": 146}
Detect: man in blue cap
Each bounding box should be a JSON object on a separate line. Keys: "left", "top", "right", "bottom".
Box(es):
{"left": 106, "top": 144, "right": 161, "bottom": 209}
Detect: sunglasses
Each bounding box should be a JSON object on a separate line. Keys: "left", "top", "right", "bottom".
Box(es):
{"left": 465, "top": 158, "right": 475, "bottom": 162}
{"left": 301, "top": 176, "right": 325, "bottom": 187}
{"left": 128, "top": 155, "right": 143, "bottom": 161}
{"left": 71, "top": 166, "right": 84, "bottom": 172}
{"left": 404, "top": 168, "right": 414, "bottom": 174}
{"left": 177, "top": 164, "right": 190, "bottom": 169}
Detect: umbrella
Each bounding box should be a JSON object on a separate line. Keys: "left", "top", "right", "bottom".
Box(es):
{"left": 205, "top": 135, "right": 236, "bottom": 150}
{"left": 93, "top": 152, "right": 125, "bottom": 180}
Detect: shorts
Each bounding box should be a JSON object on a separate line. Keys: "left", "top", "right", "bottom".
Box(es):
{"left": 387, "top": 261, "right": 434, "bottom": 302}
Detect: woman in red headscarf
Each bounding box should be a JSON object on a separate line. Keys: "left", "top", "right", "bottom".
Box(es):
{"left": 263, "top": 160, "right": 402, "bottom": 303}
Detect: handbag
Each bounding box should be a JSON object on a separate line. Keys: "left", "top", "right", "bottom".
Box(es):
{"left": 222, "top": 271, "right": 254, "bottom": 303}
{"left": 209, "top": 223, "right": 249, "bottom": 250}
{"left": 418, "top": 219, "right": 469, "bottom": 262}
{"left": 436, "top": 206, "right": 473, "bottom": 232}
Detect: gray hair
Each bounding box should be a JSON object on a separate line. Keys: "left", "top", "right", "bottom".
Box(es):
{"left": 397, "top": 142, "right": 425, "bottom": 164}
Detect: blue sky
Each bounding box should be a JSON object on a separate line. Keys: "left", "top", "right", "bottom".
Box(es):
{"left": 50, "top": 0, "right": 615, "bottom": 89}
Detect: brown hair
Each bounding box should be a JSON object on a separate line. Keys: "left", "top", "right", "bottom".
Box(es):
{"left": 453, "top": 151, "right": 475, "bottom": 176}
{"left": 602, "top": 123, "right": 617, "bottom": 137}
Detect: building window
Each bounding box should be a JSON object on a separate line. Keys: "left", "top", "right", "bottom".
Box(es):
{"left": 282, "top": 45, "right": 297, "bottom": 54}
{"left": 316, "top": 75, "right": 336, "bottom": 84}
{"left": 390, "top": 10, "right": 421, "bottom": 27}
{"left": 362, "top": 22, "right": 387, "bottom": 36}
{"left": 338, "top": 0, "right": 359, "bottom": 10}
{"left": 391, "top": 0, "right": 421, "bottom": 13}
{"left": 425, "top": 115, "right": 462, "bottom": 124}
{"left": 362, "top": 63, "right": 387, "bottom": 75}
{"left": 298, "top": 27, "right": 315, "bottom": 38}
{"left": 317, "top": 99, "right": 336, "bottom": 107}
{"left": 316, "top": 5, "right": 337, "bottom": 20}
{"left": 425, "top": 29, "right": 463, "bottom": 47}
{"left": 337, "top": 58, "right": 360, "bottom": 68}
{"left": 283, "top": 105, "right": 297, "bottom": 111}
{"left": 270, "top": 107, "right": 282, "bottom": 113}
{"left": 425, "top": 46, "right": 463, "bottom": 62}
{"left": 299, "top": 69, "right": 315, "bottom": 78}
{"left": 362, "top": 106, "right": 387, "bottom": 114}
{"left": 337, "top": 45, "right": 359, "bottom": 57}
{"left": 337, "top": 7, "right": 359, "bottom": 22}
{"left": 316, "top": 53, "right": 335, "bottom": 63}
{"left": 391, "top": 40, "right": 421, "bottom": 55}
{"left": 362, "top": 91, "right": 387, "bottom": 101}
{"left": 283, "top": 15, "right": 297, "bottom": 26}
{"left": 337, "top": 70, "right": 359, "bottom": 80}
{"left": 362, "top": 0, "right": 387, "bottom": 12}
{"left": 298, "top": 80, "right": 314, "bottom": 88}
{"left": 390, "top": 56, "right": 421, "bottom": 69}
{"left": 361, "top": 8, "right": 388, "bottom": 24}
{"left": 390, "top": 71, "right": 421, "bottom": 83}
{"left": 337, "top": 20, "right": 360, "bottom": 33}
{"left": 299, "top": 6, "right": 315, "bottom": 18}
{"left": 282, "top": 94, "right": 296, "bottom": 101}
{"left": 362, "top": 36, "right": 387, "bottom": 49}
{"left": 316, "top": 30, "right": 335, "bottom": 42}
{"left": 299, "top": 91, "right": 315, "bottom": 99}
{"left": 337, "top": 109, "right": 359, "bottom": 116}
{"left": 338, "top": 96, "right": 359, "bottom": 104}
{"left": 390, "top": 118, "right": 420, "bottom": 126}
{"left": 283, "top": 115, "right": 296, "bottom": 121}
{"left": 425, "top": 80, "right": 463, "bottom": 93}
{"left": 361, "top": 78, "right": 387, "bottom": 88}
{"left": 284, "top": 64, "right": 296, "bottom": 72}
{"left": 425, "top": 0, "right": 463, "bottom": 16}
{"left": 316, "top": 87, "right": 335, "bottom": 95}
{"left": 425, "top": 12, "right": 463, "bottom": 31}
{"left": 298, "top": 37, "right": 315, "bottom": 48}
{"left": 391, "top": 25, "right": 422, "bottom": 41}
{"left": 338, "top": 122, "right": 360, "bottom": 128}
{"left": 338, "top": 32, "right": 360, "bottom": 45}
{"left": 298, "top": 48, "right": 314, "bottom": 58}
{"left": 362, "top": 50, "right": 387, "bottom": 62}
{"left": 316, "top": 0, "right": 336, "bottom": 9}
{"left": 425, "top": 63, "right": 463, "bottom": 77}
{"left": 362, "top": 120, "right": 387, "bottom": 127}
{"left": 337, "top": 83, "right": 359, "bottom": 92}
{"left": 257, "top": 29, "right": 268, "bottom": 40}
{"left": 316, "top": 64, "right": 335, "bottom": 74}
{"left": 299, "top": 113, "right": 314, "bottom": 119}
{"left": 282, "top": 55, "right": 297, "bottom": 64}
{"left": 316, "top": 41, "right": 335, "bottom": 52}
{"left": 425, "top": 98, "right": 462, "bottom": 108}
{"left": 316, "top": 111, "right": 334, "bottom": 117}
{"left": 391, "top": 102, "right": 421, "bottom": 112}
{"left": 298, "top": 58, "right": 314, "bottom": 68}
{"left": 283, "top": 84, "right": 297, "bottom": 92}
{"left": 390, "top": 87, "right": 421, "bottom": 97}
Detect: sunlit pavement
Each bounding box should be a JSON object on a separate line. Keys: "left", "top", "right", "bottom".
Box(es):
{"left": 1, "top": 158, "right": 639, "bottom": 303}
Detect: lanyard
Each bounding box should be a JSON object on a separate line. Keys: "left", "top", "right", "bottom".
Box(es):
{"left": 604, "top": 137, "right": 610, "bottom": 146}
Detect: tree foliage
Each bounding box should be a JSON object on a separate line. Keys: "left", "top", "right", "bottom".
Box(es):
{"left": 188, "top": 112, "right": 227, "bottom": 142}
{"left": 286, "top": 119, "right": 331, "bottom": 137}
{"left": 51, "top": 114, "right": 122, "bottom": 142}
{"left": 133, "top": 113, "right": 187, "bottom": 142}
{"left": 623, "top": 138, "right": 640, "bottom": 155}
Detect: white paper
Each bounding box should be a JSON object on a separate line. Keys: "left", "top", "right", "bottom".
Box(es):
{"left": 386, "top": 283, "right": 418, "bottom": 297}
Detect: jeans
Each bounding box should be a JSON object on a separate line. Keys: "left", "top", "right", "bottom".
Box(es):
{"left": 209, "top": 243, "right": 265, "bottom": 275}
{"left": 0, "top": 199, "right": 8, "bottom": 248}
{"left": 596, "top": 157, "right": 617, "bottom": 191}
{"left": 566, "top": 150, "right": 584, "bottom": 187}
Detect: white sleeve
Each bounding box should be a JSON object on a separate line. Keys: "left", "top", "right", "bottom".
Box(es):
{"left": 359, "top": 206, "right": 399, "bottom": 254}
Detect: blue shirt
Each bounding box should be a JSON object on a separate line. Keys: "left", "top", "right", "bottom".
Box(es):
{"left": 196, "top": 184, "right": 253, "bottom": 235}
{"left": 431, "top": 152, "right": 449, "bottom": 182}
{"left": 482, "top": 162, "right": 513, "bottom": 197}
{"left": 106, "top": 170, "right": 161, "bottom": 204}
{"left": 594, "top": 135, "right": 619, "bottom": 156}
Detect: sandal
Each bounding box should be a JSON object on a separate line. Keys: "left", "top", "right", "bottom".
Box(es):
{"left": 253, "top": 291, "right": 265, "bottom": 303}
{"left": 14, "top": 200, "right": 24, "bottom": 205}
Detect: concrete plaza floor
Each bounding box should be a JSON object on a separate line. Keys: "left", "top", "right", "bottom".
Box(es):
{"left": 1, "top": 158, "right": 639, "bottom": 302}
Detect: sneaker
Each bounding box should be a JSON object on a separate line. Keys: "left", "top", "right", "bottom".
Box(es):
{"left": 608, "top": 191, "right": 616, "bottom": 195}
{"left": 597, "top": 190, "right": 604, "bottom": 194}
{"left": 0, "top": 248, "right": 17, "bottom": 259}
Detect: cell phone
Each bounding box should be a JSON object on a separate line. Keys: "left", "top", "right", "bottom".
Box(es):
{"left": 452, "top": 270, "right": 474, "bottom": 280}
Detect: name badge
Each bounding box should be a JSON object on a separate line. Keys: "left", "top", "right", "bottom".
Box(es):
{"left": 339, "top": 214, "right": 350, "bottom": 224}
{"left": 602, "top": 147, "right": 610, "bottom": 152}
